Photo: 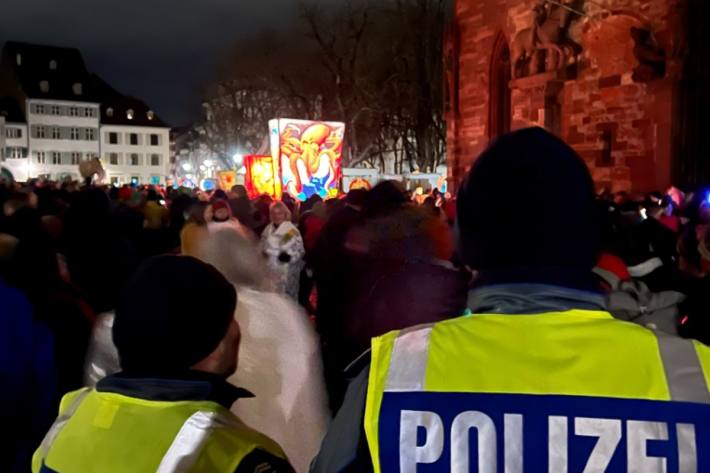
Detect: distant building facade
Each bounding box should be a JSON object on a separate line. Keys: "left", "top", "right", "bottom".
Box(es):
{"left": 95, "top": 78, "right": 170, "bottom": 186}
{"left": 0, "top": 41, "right": 171, "bottom": 184}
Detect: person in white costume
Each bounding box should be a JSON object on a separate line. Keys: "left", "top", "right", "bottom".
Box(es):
{"left": 199, "top": 226, "right": 330, "bottom": 473}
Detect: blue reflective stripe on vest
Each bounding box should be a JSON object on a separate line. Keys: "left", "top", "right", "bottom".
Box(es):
{"left": 378, "top": 392, "right": 710, "bottom": 473}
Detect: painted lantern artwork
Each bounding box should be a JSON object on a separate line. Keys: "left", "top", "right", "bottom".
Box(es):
{"left": 244, "top": 154, "right": 281, "bottom": 199}
{"left": 269, "top": 119, "right": 344, "bottom": 201}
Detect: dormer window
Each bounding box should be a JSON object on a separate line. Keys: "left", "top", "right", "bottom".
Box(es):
{"left": 126, "top": 109, "right": 134, "bottom": 120}
{"left": 73, "top": 83, "right": 83, "bottom": 95}
{"left": 147, "top": 110, "right": 155, "bottom": 121}
{"left": 49, "top": 60, "right": 57, "bottom": 70}
{"left": 106, "top": 107, "right": 114, "bottom": 117}
{"left": 40, "top": 81, "right": 50, "bottom": 93}
{"left": 16, "top": 54, "right": 21, "bottom": 66}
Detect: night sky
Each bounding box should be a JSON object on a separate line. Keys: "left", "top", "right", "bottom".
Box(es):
{"left": 0, "top": 0, "right": 313, "bottom": 126}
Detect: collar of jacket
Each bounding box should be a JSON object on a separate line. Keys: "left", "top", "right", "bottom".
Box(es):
{"left": 96, "top": 370, "right": 253, "bottom": 409}
{"left": 467, "top": 283, "right": 607, "bottom": 315}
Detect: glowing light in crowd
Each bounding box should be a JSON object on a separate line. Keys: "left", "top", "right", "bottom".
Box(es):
{"left": 182, "top": 162, "right": 192, "bottom": 172}
{"left": 233, "top": 153, "right": 244, "bottom": 166}
{"left": 203, "top": 160, "right": 214, "bottom": 168}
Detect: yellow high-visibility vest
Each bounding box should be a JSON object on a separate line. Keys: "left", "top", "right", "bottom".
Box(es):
{"left": 364, "top": 309, "right": 710, "bottom": 472}
{"left": 32, "top": 388, "right": 287, "bottom": 473}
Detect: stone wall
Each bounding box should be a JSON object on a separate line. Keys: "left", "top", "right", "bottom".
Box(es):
{"left": 447, "top": 0, "right": 685, "bottom": 193}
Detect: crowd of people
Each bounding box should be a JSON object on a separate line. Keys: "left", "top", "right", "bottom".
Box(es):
{"left": 1, "top": 127, "right": 709, "bottom": 472}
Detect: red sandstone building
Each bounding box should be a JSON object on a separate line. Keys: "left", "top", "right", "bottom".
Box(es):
{"left": 446, "top": 0, "right": 708, "bottom": 192}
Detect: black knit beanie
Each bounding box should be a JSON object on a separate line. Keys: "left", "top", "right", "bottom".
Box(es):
{"left": 457, "top": 127, "right": 599, "bottom": 274}
{"left": 113, "top": 255, "right": 237, "bottom": 373}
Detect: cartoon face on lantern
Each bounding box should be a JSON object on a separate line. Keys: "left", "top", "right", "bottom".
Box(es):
{"left": 244, "top": 155, "right": 280, "bottom": 199}
{"left": 276, "top": 120, "right": 344, "bottom": 200}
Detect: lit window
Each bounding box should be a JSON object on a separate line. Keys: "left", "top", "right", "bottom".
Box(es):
{"left": 6, "top": 147, "right": 23, "bottom": 159}
{"left": 126, "top": 109, "right": 134, "bottom": 120}
{"left": 147, "top": 110, "right": 155, "bottom": 120}
{"left": 36, "top": 151, "right": 46, "bottom": 164}
{"left": 150, "top": 154, "right": 160, "bottom": 166}
{"left": 49, "top": 60, "right": 57, "bottom": 70}
{"left": 70, "top": 128, "right": 79, "bottom": 140}
{"left": 52, "top": 152, "right": 61, "bottom": 165}
{"left": 16, "top": 53, "right": 21, "bottom": 66}
{"left": 73, "top": 83, "right": 83, "bottom": 96}
{"left": 130, "top": 153, "right": 140, "bottom": 166}
{"left": 109, "top": 153, "right": 119, "bottom": 165}
{"left": 6, "top": 128, "right": 22, "bottom": 139}
{"left": 106, "top": 107, "right": 114, "bottom": 117}
{"left": 40, "top": 81, "right": 49, "bottom": 93}
{"left": 71, "top": 152, "right": 81, "bottom": 165}
{"left": 52, "top": 127, "right": 60, "bottom": 139}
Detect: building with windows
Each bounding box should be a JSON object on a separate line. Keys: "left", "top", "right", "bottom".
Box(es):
{"left": 0, "top": 97, "right": 30, "bottom": 180}
{"left": 95, "top": 78, "right": 170, "bottom": 186}
{"left": 0, "top": 42, "right": 100, "bottom": 181}
{"left": 0, "top": 41, "right": 171, "bottom": 184}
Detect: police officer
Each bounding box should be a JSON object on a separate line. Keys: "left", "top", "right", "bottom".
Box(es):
{"left": 33, "top": 255, "right": 294, "bottom": 473}
{"left": 312, "top": 128, "right": 710, "bottom": 473}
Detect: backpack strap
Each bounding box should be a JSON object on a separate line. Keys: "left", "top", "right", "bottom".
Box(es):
{"left": 592, "top": 267, "right": 621, "bottom": 290}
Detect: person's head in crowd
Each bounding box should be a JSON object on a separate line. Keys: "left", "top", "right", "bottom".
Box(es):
{"left": 457, "top": 127, "right": 599, "bottom": 288}
{"left": 211, "top": 199, "right": 232, "bottom": 223}
{"left": 362, "top": 181, "right": 408, "bottom": 218}
{"left": 344, "top": 188, "right": 368, "bottom": 210}
{"left": 146, "top": 188, "right": 161, "bottom": 203}
{"left": 269, "top": 201, "right": 291, "bottom": 226}
{"left": 169, "top": 193, "right": 194, "bottom": 225}
{"left": 118, "top": 185, "right": 133, "bottom": 202}
{"left": 301, "top": 194, "right": 322, "bottom": 215}
{"left": 230, "top": 185, "right": 248, "bottom": 200}
{"left": 3, "top": 191, "right": 36, "bottom": 217}
{"left": 186, "top": 201, "right": 211, "bottom": 225}
{"left": 200, "top": 227, "right": 267, "bottom": 289}
{"left": 212, "top": 189, "right": 229, "bottom": 202}
{"left": 113, "top": 255, "right": 239, "bottom": 377}
{"left": 311, "top": 201, "right": 327, "bottom": 219}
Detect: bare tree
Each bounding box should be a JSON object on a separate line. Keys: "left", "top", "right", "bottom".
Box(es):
{"left": 300, "top": 0, "right": 447, "bottom": 172}
{"left": 201, "top": 0, "right": 449, "bottom": 173}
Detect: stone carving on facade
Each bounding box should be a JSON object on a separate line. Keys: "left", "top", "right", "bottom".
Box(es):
{"left": 631, "top": 27, "right": 666, "bottom": 82}
{"left": 511, "top": 0, "right": 583, "bottom": 79}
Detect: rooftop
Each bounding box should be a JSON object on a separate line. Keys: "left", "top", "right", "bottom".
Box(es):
{"left": 92, "top": 75, "right": 167, "bottom": 128}
{"left": 1, "top": 41, "right": 98, "bottom": 102}
{"left": 0, "top": 96, "right": 25, "bottom": 123}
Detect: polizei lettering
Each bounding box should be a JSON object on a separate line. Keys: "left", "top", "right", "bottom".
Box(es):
{"left": 376, "top": 392, "right": 709, "bottom": 472}
{"left": 397, "top": 410, "right": 696, "bottom": 473}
